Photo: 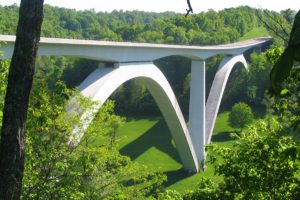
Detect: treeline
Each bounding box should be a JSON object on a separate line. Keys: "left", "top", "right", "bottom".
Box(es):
{"left": 0, "top": 5, "right": 294, "bottom": 116}
{"left": 1, "top": 5, "right": 268, "bottom": 44}
{"left": 1, "top": 4, "right": 299, "bottom": 199}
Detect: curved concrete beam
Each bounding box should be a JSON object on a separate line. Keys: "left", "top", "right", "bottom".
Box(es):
{"left": 205, "top": 54, "right": 247, "bottom": 145}
{"left": 77, "top": 62, "right": 199, "bottom": 172}
{"left": 0, "top": 35, "right": 272, "bottom": 61}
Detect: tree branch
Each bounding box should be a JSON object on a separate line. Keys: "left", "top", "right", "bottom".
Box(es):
{"left": 256, "top": 9, "right": 290, "bottom": 44}
{"left": 185, "top": 0, "right": 193, "bottom": 17}
{"left": 264, "top": 11, "right": 290, "bottom": 39}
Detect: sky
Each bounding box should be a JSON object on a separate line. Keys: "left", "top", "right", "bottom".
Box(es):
{"left": 1, "top": 0, "right": 299, "bottom": 13}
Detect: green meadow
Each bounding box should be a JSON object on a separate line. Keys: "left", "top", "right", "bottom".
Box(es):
{"left": 239, "top": 27, "right": 269, "bottom": 41}
{"left": 114, "top": 112, "right": 235, "bottom": 194}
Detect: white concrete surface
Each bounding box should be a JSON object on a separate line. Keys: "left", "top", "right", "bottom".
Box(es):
{"left": 0, "top": 35, "right": 271, "bottom": 61}
{"left": 205, "top": 54, "right": 248, "bottom": 144}
{"left": 189, "top": 60, "right": 206, "bottom": 168}
{"left": 78, "top": 62, "right": 199, "bottom": 172}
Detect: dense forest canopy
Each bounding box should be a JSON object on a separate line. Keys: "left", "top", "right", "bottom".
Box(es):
{"left": 0, "top": 4, "right": 283, "bottom": 44}
{"left": 0, "top": 4, "right": 299, "bottom": 199}
{"left": 0, "top": 5, "right": 295, "bottom": 116}
{"left": 0, "top": 5, "right": 295, "bottom": 114}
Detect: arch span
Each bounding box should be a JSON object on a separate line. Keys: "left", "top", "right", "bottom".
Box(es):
{"left": 205, "top": 54, "right": 248, "bottom": 145}
{"left": 77, "top": 62, "right": 199, "bottom": 172}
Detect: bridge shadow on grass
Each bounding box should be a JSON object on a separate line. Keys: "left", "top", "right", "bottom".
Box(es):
{"left": 211, "top": 131, "right": 234, "bottom": 142}
{"left": 119, "top": 119, "right": 192, "bottom": 186}
{"left": 119, "top": 119, "right": 181, "bottom": 164}
{"left": 164, "top": 168, "right": 191, "bottom": 187}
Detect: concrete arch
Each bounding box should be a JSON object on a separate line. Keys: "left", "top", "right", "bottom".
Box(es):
{"left": 205, "top": 54, "right": 248, "bottom": 145}
{"left": 76, "top": 62, "right": 199, "bottom": 172}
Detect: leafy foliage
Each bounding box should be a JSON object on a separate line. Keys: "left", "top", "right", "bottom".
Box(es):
{"left": 184, "top": 178, "right": 221, "bottom": 200}
{"left": 228, "top": 102, "right": 254, "bottom": 131}
{"left": 186, "top": 120, "right": 300, "bottom": 200}
{"left": 1, "top": 5, "right": 293, "bottom": 114}
{"left": 158, "top": 190, "right": 183, "bottom": 200}
{"left": 1, "top": 5, "right": 299, "bottom": 198}
{"left": 0, "top": 5, "right": 270, "bottom": 45}
{"left": 19, "top": 67, "right": 166, "bottom": 199}
{"left": 0, "top": 57, "right": 9, "bottom": 128}
{"left": 266, "top": 67, "right": 300, "bottom": 135}
{"left": 264, "top": 47, "right": 284, "bottom": 65}
{"left": 270, "top": 10, "right": 300, "bottom": 94}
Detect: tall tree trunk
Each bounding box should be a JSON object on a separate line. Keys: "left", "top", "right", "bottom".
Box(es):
{"left": 0, "top": 0, "right": 44, "bottom": 199}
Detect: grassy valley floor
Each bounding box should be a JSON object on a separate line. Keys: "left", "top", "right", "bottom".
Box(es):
{"left": 113, "top": 112, "right": 235, "bottom": 194}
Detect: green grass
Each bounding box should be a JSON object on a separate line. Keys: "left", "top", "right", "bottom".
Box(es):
{"left": 239, "top": 27, "right": 269, "bottom": 41}
{"left": 114, "top": 112, "right": 236, "bottom": 194}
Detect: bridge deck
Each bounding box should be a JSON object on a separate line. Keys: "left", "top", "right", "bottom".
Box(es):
{"left": 0, "top": 35, "right": 271, "bottom": 62}
{"left": 0, "top": 34, "right": 271, "bottom": 50}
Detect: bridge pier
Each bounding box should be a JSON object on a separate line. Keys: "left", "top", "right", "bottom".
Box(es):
{"left": 189, "top": 60, "right": 206, "bottom": 169}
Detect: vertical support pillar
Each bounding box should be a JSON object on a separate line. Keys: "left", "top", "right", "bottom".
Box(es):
{"left": 189, "top": 60, "right": 206, "bottom": 169}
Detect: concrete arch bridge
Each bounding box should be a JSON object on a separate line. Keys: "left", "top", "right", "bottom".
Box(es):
{"left": 0, "top": 35, "right": 272, "bottom": 173}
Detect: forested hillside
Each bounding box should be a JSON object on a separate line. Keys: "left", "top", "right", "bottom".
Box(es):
{"left": 2, "top": 5, "right": 291, "bottom": 116}
{"left": 1, "top": 6, "right": 293, "bottom": 113}
{"left": 1, "top": 5, "right": 272, "bottom": 44}
{"left": 0, "top": 4, "right": 299, "bottom": 199}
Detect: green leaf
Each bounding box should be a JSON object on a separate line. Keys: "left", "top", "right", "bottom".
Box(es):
{"left": 280, "top": 88, "right": 290, "bottom": 96}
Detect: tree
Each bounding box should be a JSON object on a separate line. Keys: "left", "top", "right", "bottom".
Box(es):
{"left": 158, "top": 190, "right": 183, "bottom": 200}
{"left": 0, "top": 57, "right": 9, "bottom": 129}
{"left": 20, "top": 78, "right": 166, "bottom": 199}
{"left": 0, "top": 0, "right": 44, "bottom": 198}
{"left": 256, "top": 9, "right": 292, "bottom": 45}
{"left": 266, "top": 11, "right": 300, "bottom": 132}
{"left": 228, "top": 102, "right": 254, "bottom": 132}
{"left": 184, "top": 178, "right": 221, "bottom": 200}
{"left": 270, "top": 10, "right": 300, "bottom": 94}
{"left": 185, "top": 120, "right": 300, "bottom": 200}
{"left": 185, "top": 11, "right": 300, "bottom": 199}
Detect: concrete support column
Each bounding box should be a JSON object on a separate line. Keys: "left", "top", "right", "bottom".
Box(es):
{"left": 189, "top": 60, "right": 206, "bottom": 168}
